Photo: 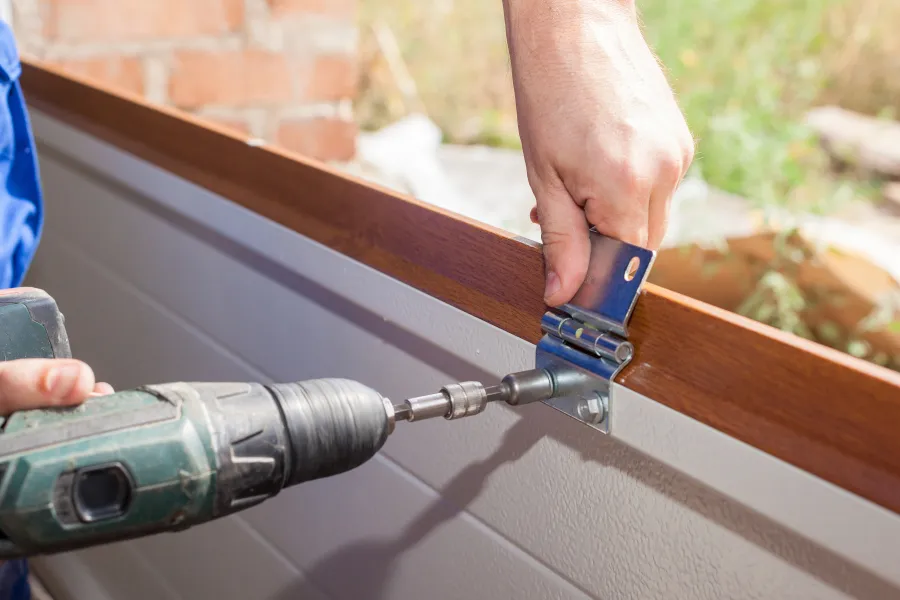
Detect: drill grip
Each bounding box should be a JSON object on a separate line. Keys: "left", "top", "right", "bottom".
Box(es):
{"left": 0, "top": 287, "right": 71, "bottom": 361}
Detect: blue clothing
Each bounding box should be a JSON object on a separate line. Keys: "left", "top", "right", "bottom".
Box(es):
{"left": 0, "top": 562, "right": 28, "bottom": 600}
{"left": 0, "top": 18, "right": 45, "bottom": 600}
{"left": 0, "top": 21, "right": 42, "bottom": 291}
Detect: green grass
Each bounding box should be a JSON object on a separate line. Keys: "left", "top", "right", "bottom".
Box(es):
{"left": 643, "top": 0, "right": 836, "bottom": 205}
{"left": 640, "top": 0, "right": 888, "bottom": 214}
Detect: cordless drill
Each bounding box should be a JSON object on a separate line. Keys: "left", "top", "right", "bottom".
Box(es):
{"left": 0, "top": 288, "right": 567, "bottom": 559}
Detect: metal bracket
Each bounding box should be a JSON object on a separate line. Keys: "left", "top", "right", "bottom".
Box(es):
{"left": 535, "top": 229, "right": 656, "bottom": 434}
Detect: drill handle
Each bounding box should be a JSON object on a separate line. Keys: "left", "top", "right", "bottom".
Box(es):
{"left": 0, "top": 287, "right": 72, "bottom": 362}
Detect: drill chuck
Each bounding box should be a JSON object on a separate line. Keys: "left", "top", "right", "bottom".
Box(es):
{"left": 272, "top": 379, "right": 392, "bottom": 486}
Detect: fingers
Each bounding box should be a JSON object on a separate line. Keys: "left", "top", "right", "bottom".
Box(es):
{"left": 527, "top": 120, "right": 693, "bottom": 305}
{"left": 646, "top": 154, "right": 683, "bottom": 250}
{"left": 0, "top": 358, "right": 99, "bottom": 416}
{"left": 581, "top": 138, "right": 691, "bottom": 252}
{"left": 531, "top": 144, "right": 687, "bottom": 304}
{"left": 92, "top": 381, "right": 115, "bottom": 397}
{"left": 583, "top": 194, "right": 650, "bottom": 249}
{"left": 648, "top": 122, "right": 695, "bottom": 249}
{"left": 534, "top": 186, "right": 591, "bottom": 306}
{"left": 646, "top": 188, "right": 670, "bottom": 250}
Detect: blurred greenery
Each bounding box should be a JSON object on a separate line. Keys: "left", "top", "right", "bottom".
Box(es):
{"left": 356, "top": 0, "right": 900, "bottom": 369}
{"left": 357, "top": 0, "right": 898, "bottom": 213}
{"left": 642, "top": 0, "right": 833, "bottom": 209}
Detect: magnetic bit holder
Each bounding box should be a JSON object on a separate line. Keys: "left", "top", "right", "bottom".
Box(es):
{"left": 535, "top": 228, "right": 656, "bottom": 434}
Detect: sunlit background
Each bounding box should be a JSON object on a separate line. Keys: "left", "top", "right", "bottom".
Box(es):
{"left": 12, "top": 0, "right": 900, "bottom": 370}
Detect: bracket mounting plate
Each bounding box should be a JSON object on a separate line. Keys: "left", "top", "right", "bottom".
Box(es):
{"left": 535, "top": 229, "right": 656, "bottom": 434}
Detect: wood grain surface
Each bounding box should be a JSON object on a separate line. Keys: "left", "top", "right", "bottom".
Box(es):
{"left": 21, "top": 60, "right": 900, "bottom": 516}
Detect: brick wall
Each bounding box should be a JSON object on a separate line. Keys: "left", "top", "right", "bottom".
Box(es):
{"left": 11, "top": 0, "right": 359, "bottom": 162}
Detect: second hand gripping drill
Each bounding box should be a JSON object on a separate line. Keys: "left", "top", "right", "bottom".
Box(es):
{"left": 0, "top": 288, "right": 578, "bottom": 559}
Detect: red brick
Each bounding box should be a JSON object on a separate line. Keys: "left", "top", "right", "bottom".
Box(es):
{"left": 305, "top": 55, "right": 357, "bottom": 101}
{"left": 169, "top": 50, "right": 292, "bottom": 109}
{"left": 42, "top": 0, "right": 244, "bottom": 43}
{"left": 266, "top": 0, "right": 355, "bottom": 18}
{"left": 54, "top": 56, "right": 144, "bottom": 96}
{"left": 276, "top": 117, "right": 356, "bottom": 162}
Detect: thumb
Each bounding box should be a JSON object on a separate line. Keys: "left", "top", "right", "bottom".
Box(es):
{"left": 0, "top": 358, "right": 98, "bottom": 416}
{"left": 534, "top": 193, "right": 591, "bottom": 306}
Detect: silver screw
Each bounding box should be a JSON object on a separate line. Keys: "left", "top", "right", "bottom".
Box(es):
{"left": 576, "top": 392, "right": 607, "bottom": 425}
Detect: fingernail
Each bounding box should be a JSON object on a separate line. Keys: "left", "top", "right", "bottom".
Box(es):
{"left": 544, "top": 271, "right": 561, "bottom": 302}
{"left": 46, "top": 364, "right": 81, "bottom": 398}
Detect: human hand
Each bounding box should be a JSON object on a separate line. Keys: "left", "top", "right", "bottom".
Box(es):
{"left": 0, "top": 358, "right": 114, "bottom": 417}
{"left": 0, "top": 358, "right": 112, "bottom": 570}
{"left": 503, "top": 0, "right": 694, "bottom": 305}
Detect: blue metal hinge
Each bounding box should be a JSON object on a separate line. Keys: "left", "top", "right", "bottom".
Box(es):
{"left": 535, "top": 230, "right": 656, "bottom": 434}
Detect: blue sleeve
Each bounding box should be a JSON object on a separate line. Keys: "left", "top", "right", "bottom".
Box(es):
{"left": 0, "top": 19, "right": 43, "bottom": 290}
{"left": 0, "top": 20, "right": 41, "bottom": 600}
{"left": 0, "top": 560, "right": 30, "bottom": 600}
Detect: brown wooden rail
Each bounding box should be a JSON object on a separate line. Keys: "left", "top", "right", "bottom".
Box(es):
{"left": 20, "top": 59, "right": 900, "bottom": 516}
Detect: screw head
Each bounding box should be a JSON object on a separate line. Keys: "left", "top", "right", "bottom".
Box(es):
{"left": 616, "top": 342, "right": 634, "bottom": 363}
{"left": 576, "top": 393, "right": 607, "bottom": 424}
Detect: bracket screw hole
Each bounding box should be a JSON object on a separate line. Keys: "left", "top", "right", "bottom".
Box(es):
{"left": 624, "top": 256, "right": 640, "bottom": 282}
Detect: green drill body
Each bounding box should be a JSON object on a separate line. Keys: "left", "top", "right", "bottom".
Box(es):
{"left": 0, "top": 288, "right": 394, "bottom": 559}
{"left": 0, "top": 387, "right": 217, "bottom": 557}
